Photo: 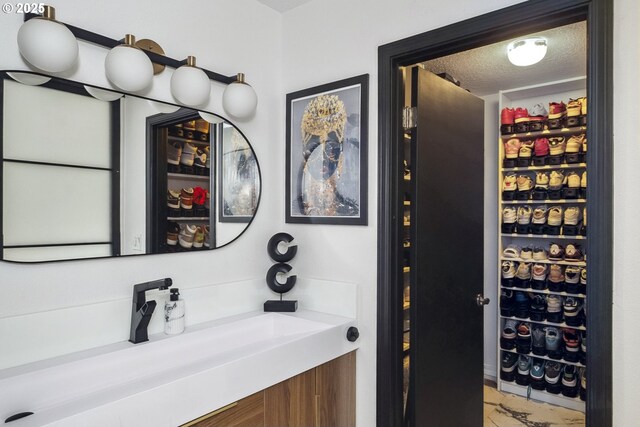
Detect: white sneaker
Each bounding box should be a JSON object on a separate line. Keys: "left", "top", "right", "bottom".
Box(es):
{"left": 564, "top": 207, "right": 582, "bottom": 225}
{"left": 532, "top": 206, "right": 548, "bottom": 224}
{"left": 549, "top": 171, "right": 564, "bottom": 191}
{"left": 517, "top": 206, "right": 532, "bottom": 225}
{"left": 547, "top": 206, "right": 563, "bottom": 226}
{"left": 503, "top": 207, "right": 517, "bottom": 224}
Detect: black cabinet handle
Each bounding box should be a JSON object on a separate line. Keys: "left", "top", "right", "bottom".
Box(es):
{"left": 346, "top": 326, "right": 360, "bottom": 342}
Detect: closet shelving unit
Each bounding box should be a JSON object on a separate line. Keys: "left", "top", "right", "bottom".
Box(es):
{"left": 402, "top": 128, "right": 412, "bottom": 417}
{"left": 497, "top": 77, "right": 587, "bottom": 412}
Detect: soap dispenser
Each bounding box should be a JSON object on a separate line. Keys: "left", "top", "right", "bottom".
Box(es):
{"left": 164, "top": 288, "right": 185, "bottom": 335}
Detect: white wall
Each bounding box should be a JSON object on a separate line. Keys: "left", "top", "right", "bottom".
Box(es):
{"left": 0, "top": 0, "right": 283, "bottom": 366}
{"left": 613, "top": 0, "right": 640, "bottom": 424}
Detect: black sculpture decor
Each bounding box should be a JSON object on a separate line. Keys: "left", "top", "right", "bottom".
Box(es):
{"left": 265, "top": 232, "right": 298, "bottom": 312}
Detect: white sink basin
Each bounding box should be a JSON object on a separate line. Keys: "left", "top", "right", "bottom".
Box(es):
{"left": 0, "top": 310, "right": 357, "bottom": 427}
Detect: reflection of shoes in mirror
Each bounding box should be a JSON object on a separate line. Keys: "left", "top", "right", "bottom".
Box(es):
{"left": 204, "top": 146, "right": 211, "bottom": 169}
{"left": 167, "top": 221, "right": 179, "bottom": 246}
{"left": 167, "top": 189, "right": 180, "bottom": 209}
{"left": 167, "top": 142, "right": 182, "bottom": 165}
{"left": 204, "top": 225, "right": 211, "bottom": 248}
{"left": 180, "top": 142, "right": 197, "bottom": 166}
{"left": 195, "top": 119, "right": 209, "bottom": 141}
{"left": 178, "top": 224, "right": 197, "bottom": 249}
{"left": 193, "top": 226, "right": 205, "bottom": 248}
{"left": 195, "top": 149, "right": 207, "bottom": 172}
{"left": 180, "top": 188, "right": 194, "bottom": 210}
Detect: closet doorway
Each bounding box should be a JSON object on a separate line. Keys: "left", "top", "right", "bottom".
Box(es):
{"left": 376, "top": 1, "right": 612, "bottom": 427}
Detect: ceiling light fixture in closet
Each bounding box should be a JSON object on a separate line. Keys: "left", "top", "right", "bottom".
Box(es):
{"left": 15, "top": 5, "right": 258, "bottom": 118}
{"left": 507, "top": 37, "right": 548, "bottom": 67}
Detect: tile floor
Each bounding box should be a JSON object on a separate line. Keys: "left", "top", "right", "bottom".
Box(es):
{"left": 484, "top": 385, "right": 585, "bottom": 427}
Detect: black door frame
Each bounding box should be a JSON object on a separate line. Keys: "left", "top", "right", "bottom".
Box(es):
{"left": 376, "top": 1, "right": 613, "bottom": 426}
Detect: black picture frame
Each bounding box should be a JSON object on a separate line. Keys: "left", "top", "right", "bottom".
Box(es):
{"left": 218, "top": 122, "right": 259, "bottom": 223}
{"left": 286, "top": 74, "right": 369, "bottom": 225}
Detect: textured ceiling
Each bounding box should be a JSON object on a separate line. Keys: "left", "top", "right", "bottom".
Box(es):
{"left": 423, "top": 21, "right": 586, "bottom": 96}
{"left": 256, "top": 0, "right": 313, "bottom": 12}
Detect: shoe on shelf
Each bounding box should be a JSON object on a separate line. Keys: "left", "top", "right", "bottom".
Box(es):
{"left": 514, "top": 108, "right": 530, "bottom": 124}
{"left": 520, "top": 247, "right": 533, "bottom": 260}
{"left": 548, "top": 243, "right": 565, "bottom": 260}
{"left": 502, "top": 261, "right": 517, "bottom": 283}
{"left": 178, "top": 223, "right": 197, "bottom": 249}
{"left": 519, "top": 140, "right": 534, "bottom": 159}
{"left": 194, "top": 149, "right": 208, "bottom": 170}
{"left": 514, "top": 291, "right": 530, "bottom": 318}
{"left": 544, "top": 327, "right": 562, "bottom": 356}
{"left": 530, "top": 359, "right": 546, "bottom": 390}
{"left": 501, "top": 351, "right": 519, "bottom": 382}
{"left": 516, "top": 175, "right": 534, "bottom": 192}
{"left": 515, "top": 262, "right": 532, "bottom": 286}
{"left": 563, "top": 327, "right": 581, "bottom": 361}
{"left": 500, "top": 289, "right": 515, "bottom": 316}
{"left": 545, "top": 361, "right": 563, "bottom": 394}
{"left": 580, "top": 267, "right": 587, "bottom": 290}
{"left": 580, "top": 97, "right": 587, "bottom": 116}
{"left": 503, "top": 173, "right": 517, "bottom": 192}
{"left": 547, "top": 206, "right": 563, "bottom": 227}
{"left": 566, "top": 134, "right": 585, "bottom": 153}
{"left": 180, "top": 188, "right": 194, "bottom": 210}
{"left": 517, "top": 354, "right": 532, "bottom": 376}
{"left": 565, "top": 265, "right": 582, "bottom": 293}
{"left": 534, "top": 138, "right": 550, "bottom": 157}
{"left": 579, "top": 367, "right": 587, "bottom": 401}
{"left": 532, "top": 247, "right": 548, "bottom": 261}
{"left": 535, "top": 172, "right": 550, "bottom": 190}
{"left": 580, "top": 331, "right": 587, "bottom": 364}
{"left": 517, "top": 206, "right": 532, "bottom": 225}
{"left": 546, "top": 295, "right": 563, "bottom": 325}
{"left": 502, "top": 207, "right": 517, "bottom": 225}
{"left": 167, "top": 189, "right": 181, "bottom": 210}
{"left": 166, "top": 221, "right": 179, "bottom": 246}
{"left": 581, "top": 171, "right": 587, "bottom": 190}
{"left": 532, "top": 326, "right": 546, "bottom": 356}
{"left": 501, "top": 107, "right": 516, "bottom": 125}
{"left": 562, "top": 365, "right": 579, "bottom": 397}
{"left": 567, "top": 99, "right": 583, "bottom": 117}
{"left": 548, "top": 101, "right": 567, "bottom": 119}
{"left": 167, "top": 142, "right": 182, "bottom": 166}
{"left": 563, "top": 298, "right": 584, "bottom": 328}
{"left": 193, "top": 226, "right": 205, "bottom": 248}
{"left": 549, "top": 171, "right": 565, "bottom": 191}
{"left": 529, "top": 103, "right": 548, "bottom": 121}
{"left": 566, "top": 172, "right": 581, "bottom": 189}
{"left": 530, "top": 295, "right": 547, "bottom": 321}
{"left": 532, "top": 263, "right": 548, "bottom": 282}
{"left": 180, "top": 142, "right": 198, "bottom": 167}
{"left": 564, "top": 207, "right": 582, "bottom": 226}
{"left": 501, "top": 319, "right": 518, "bottom": 350}
{"left": 548, "top": 263, "right": 565, "bottom": 285}
{"left": 548, "top": 137, "right": 566, "bottom": 156}
{"left": 505, "top": 138, "right": 521, "bottom": 159}
{"left": 565, "top": 244, "right": 584, "bottom": 262}
{"left": 502, "top": 244, "right": 521, "bottom": 259}
{"left": 532, "top": 206, "right": 548, "bottom": 225}
{"left": 203, "top": 225, "right": 211, "bottom": 248}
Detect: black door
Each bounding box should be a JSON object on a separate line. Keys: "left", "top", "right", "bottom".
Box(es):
{"left": 409, "top": 68, "right": 485, "bottom": 426}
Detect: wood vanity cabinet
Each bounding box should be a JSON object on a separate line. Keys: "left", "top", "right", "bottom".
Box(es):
{"left": 181, "top": 351, "right": 356, "bottom": 427}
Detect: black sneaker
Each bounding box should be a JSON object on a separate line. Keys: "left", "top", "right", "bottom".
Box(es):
{"left": 500, "top": 319, "right": 518, "bottom": 350}
{"left": 561, "top": 365, "right": 579, "bottom": 397}
{"left": 531, "top": 326, "right": 546, "bottom": 356}
{"left": 500, "top": 351, "right": 519, "bottom": 382}
{"left": 545, "top": 361, "right": 563, "bottom": 394}
{"left": 500, "top": 289, "right": 515, "bottom": 317}
{"left": 530, "top": 359, "right": 546, "bottom": 390}
{"left": 514, "top": 291, "right": 530, "bottom": 319}
{"left": 529, "top": 294, "right": 547, "bottom": 321}
{"left": 516, "top": 322, "right": 532, "bottom": 354}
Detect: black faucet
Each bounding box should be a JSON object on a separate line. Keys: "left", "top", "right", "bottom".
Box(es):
{"left": 129, "top": 278, "right": 172, "bottom": 344}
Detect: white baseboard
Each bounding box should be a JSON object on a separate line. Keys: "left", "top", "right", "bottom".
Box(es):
{"left": 484, "top": 363, "right": 497, "bottom": 383}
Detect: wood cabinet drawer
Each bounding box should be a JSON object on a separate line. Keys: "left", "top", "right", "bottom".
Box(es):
{"left": 181, "top": 392, "right": 264, "bottom": 427}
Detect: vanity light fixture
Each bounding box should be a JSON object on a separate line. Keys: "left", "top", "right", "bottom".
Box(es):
{"left": 222, "top": 73, "right": 258, "bottom": 119}
{"left": 507, "top": 37, "right": 548, "bottom": 67}
{"left": 18, "top": 7, "right": 259, "bottom": 118}
{"left": 105, "top": 34, "right": 154, "bottom": 92}
{"left": 17, "top": 6, "right": 78, "bottom": 72}
{"left": 170, "top": 56, "right": 211, "bottom": 106}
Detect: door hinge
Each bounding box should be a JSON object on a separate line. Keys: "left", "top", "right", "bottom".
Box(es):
{"left": 402, "top": 107, "right": 417, "bottom": 130}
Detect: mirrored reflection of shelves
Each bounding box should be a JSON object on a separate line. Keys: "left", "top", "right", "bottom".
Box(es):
{"left": 499, "top": 126, "right": 586, "bottom": 140}
{"left": 500, "top": 233, "right": 586, "bottom": 240}
{"left": 501, "top": 285, "right": 586, "bottom": 299}
{"left": 167, "top": 135, "right": 210, "bottom": 147}
{"left": 502, "top": 163, "right": 586, "bottom": 172}
{"left": 500, "top": 257, "right": 586, "bottom": 267}
{"left": 502, "top": 199, "right": 586, "bottom": 205}
{"left": 403, "top": 342, "right": 410, "bottom": 353}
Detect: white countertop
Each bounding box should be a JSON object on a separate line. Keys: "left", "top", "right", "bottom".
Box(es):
{"left": 0, "top": 310, "right": 358, "bottom": 427}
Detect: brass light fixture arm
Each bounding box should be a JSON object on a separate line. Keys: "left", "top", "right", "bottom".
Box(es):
{"left": 23, "top": 12, "right": 237, "bottom": 85}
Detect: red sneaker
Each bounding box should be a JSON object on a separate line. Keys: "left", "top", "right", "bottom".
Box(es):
{"left": 501, "top": 107, "right": 515, "bottom": 125}
{"left": 514, "top": 107, "right": 529, "bottom": 124}
{"left": 534, "top": 138, "right": 550, "bottom": 157}
{"left": 548, "top": 101, "right": 567, "bottom": 119}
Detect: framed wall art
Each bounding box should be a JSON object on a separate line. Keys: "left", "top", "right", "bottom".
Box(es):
{"left": 218, "top": 123, "right": 260, "bottom": 223}
{"left": 285, "top": 74, "right": 369, "bottom": 225}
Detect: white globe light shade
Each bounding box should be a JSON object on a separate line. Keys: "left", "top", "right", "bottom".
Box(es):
{"left": 222, "top": 81, "right": 258, "bottom": 119}
{"left": 170, "top": 65, "right": 210, "bottom": 106}
{"left": 105, "top": 45, "right": 153, "bottom": 92}
{"left": 507, "top": 37, "right": 548, "bottom": 67}
{"left": 17, "top": 18, "right": 78, "bottom": 72}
